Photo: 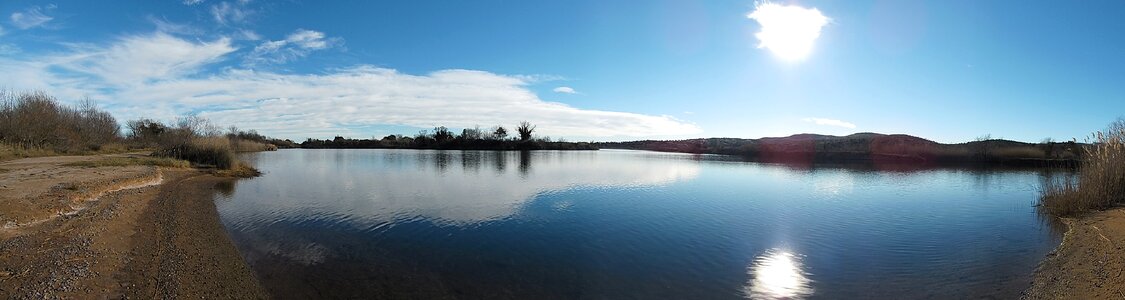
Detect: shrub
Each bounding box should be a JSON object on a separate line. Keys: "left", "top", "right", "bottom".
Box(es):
{"left": 1040, "top": 120, "right": 1125, "bottom": 216}
{"left": 0, "top": 90, "right": 120, "bottom": 153}
{"left": 157, "top": 136, "right": 236, "bottom": 169}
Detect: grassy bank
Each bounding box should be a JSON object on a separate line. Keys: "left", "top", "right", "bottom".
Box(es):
{"left": 1039, "top": 120, "right": 1125, "bottom": 216}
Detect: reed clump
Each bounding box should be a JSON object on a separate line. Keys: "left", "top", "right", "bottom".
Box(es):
{"left": 157, "top": 135, "right": 237, "bottom": 170}
{"left": 1040, "top": 120, "right": 1125, "bottom": 216}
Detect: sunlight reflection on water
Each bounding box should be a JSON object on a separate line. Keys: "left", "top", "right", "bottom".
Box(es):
{"left": 745, "top": 249, "right": 813, "bottom": 300}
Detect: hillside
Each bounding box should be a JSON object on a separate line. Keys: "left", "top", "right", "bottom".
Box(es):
{"left": 595, "top": 133, "right": 1083, "bottom": 167}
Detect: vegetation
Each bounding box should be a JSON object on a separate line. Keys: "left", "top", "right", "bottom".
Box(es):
{"left": 302, "top": 122, "right": 597, "bottom": 151}
{"left": 64, "top": 156, "right": 191, "bottom": 168}
{"left": 0, "top": 90, "right": 278, "bottom": 173}
{"left": 1040, "top": 120, "right": 1125, "bottom": 216}
{"left": 0, "top": 91, "right": 126, "bottom": 160}
{"left": 137, "top": 117, "right": 277, "bottom": 170}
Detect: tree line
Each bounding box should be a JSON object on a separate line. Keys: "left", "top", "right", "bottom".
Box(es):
{"left": 302, "top": 121, "right": 596, "bottom": 151}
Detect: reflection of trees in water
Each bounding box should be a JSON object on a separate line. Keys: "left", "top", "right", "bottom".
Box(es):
{"left": 215, "top": 179, "right": 237, "bottom": 199}
{"left": 519, "top": 151, "right": 531, "bottom": 177}
{"left": 492, "top": 151, "right": 507, "bottom": 174}
{"left": 460, "top": 151, "right": 482, "bottom": 174}
{"left": 435, "top": 152, "right": 452, "bottom": 172}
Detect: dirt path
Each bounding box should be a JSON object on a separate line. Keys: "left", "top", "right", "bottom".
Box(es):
{"left": 0, "top": 154, "right": 266, "bottom": 298}
{"left": 1024, "top": 208, "right": 1125, "bottom": 299}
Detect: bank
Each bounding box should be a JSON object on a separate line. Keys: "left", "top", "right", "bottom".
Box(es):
{"left": 0, "top": 154, "right": 266, "bottom": 298}
{"left": 1023, "top": 208, "right": 1125, "bottom": 299}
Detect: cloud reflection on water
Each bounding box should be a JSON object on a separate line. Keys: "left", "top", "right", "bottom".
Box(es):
{"left": 225, "top": 150, "right": 703, "bottom": 227}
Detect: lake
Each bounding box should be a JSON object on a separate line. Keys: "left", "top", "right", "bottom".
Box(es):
{"left": 215, "top": 149, "right": 1063, "bottom": 299}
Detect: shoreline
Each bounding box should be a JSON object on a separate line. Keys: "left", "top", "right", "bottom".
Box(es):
{"left": 2, "top": 152, "right": 1121, "bottom": 298}
{"left": 0, "top": 154, "right": 265, "bottom": 298}
{"left": 1023, "top": 208, "right": 1125, "bottom": 299}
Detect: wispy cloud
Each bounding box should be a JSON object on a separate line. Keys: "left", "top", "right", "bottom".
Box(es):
{"left": 0, "top": 33, "right": 700, "bottom": 139}
{"left": 147, "top": 15, "right": 202, "bottom": 35}
{"left": 10, "top": 5, "right": 56, "bottom": 30}
{"left": 210, "top": 1, "right": 253, "bottom": 26}
{"left": 747, "top": 2, "right": 829, "bottom": 61}
{"left": 49, "top": 32, "right": 236, "bottom": 86}
{"left": 802, "top": 117, "right": 856, "bottom": 129}
{"left": 552, "top": 86, "right": 577, "bottom": 94}
{"left": 183, "top": 0, "right": 205, "bottom": 5}
{"left": 245, "top": 29, "right": 340, "bottom": 65}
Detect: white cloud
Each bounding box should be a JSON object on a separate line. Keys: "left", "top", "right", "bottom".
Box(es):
{"left": 245, "top": 29, "right": 339, "bottom": 65}
{"left": 50, "top": 33, "right": 235, "bottom": 86}
{"left": 210, "top": 1, "right": 252, "bottom": 26}
{"left": 747, "top": 2, "right": 829, "bottom": 61}
{"left": 552, "top": 86, "right": 577, "bottom": 94}
{"left": 0, "top": 25, "right": 5, "bottom": 36}
{"left": 148, "top": 16, "right": 201, "bottom": 35}
{"left": 802, "top": 117, "right": 856, "bottom": 129}
{"left": 183, "top": 0, "right": 205, "bottom": 5}
{"left": 10, "top": 5, "right": 55, "bottom": 30}
{"left": 0, "top": 33, "right": 701, "bottom": 139}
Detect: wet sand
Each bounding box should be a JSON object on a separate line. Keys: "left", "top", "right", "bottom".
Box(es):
{"left": 0, "top": 154, "right": 266, "bottom": 298}
{"left": 1024, "top": 208, "right": 1125, "bottom": 299}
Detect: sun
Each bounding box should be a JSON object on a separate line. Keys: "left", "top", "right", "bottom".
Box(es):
{"left": 748, "top": 2, "right": 830, "bottom": 61}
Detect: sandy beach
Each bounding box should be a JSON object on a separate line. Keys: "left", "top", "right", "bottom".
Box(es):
{"left": 0, "top": 154, "right": 266, "bottom": 298}
{"left": 1024, "top": 209, "right": 1125, "bottom": 299}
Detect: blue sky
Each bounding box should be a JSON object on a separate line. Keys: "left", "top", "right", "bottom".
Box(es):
{"left": 0, "top": 0, "right": 1122, "bottom": 143}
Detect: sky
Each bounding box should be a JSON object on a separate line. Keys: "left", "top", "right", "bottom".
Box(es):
{"left": 0, "top": 0, "right": 1122, "bottom": 143}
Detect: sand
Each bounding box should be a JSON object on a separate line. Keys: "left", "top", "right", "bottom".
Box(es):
{"left": 0, "top": 154, "right": 266, "bottom": 298}
{"left": 1024, "top": 208, "right": 1125, "bottom": 299}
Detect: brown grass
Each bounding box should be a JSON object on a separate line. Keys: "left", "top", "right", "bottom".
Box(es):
{"left": 157, "top": 136, "right": 236, "bottom": 169}
{"left": 230, "top": 139, "right": 277, "bottom": 152}
{"left": 212, "top": 161, "right": 261, "bottom": 178}
{"left": 64, "top": 156, "right": 191, "bottom": 168}
{"left": 1040, "top": 122, "right": 1125, "bottom": 216}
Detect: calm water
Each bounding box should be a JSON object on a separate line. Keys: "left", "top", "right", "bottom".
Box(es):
{"left": 215, "top": 149, "right": 1063, "bottom": 299}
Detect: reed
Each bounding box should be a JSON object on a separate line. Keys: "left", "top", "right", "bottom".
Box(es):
{"left": 1040, "top": 121, "right": 1125, "bottom": 216}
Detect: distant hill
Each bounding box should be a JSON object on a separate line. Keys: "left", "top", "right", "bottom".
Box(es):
{"left": 595, "top": 133, "right": 1084, "bottom": 167}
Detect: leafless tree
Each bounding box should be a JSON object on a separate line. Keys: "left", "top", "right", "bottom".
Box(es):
{"left": 517, "top": 121, "right": 535, "bottom": 142}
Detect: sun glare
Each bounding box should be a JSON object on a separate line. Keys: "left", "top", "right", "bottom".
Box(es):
{"left": 745, "top": 249, "right": 813, "bottom": 299}
{"left": 748, "top": 2, "right": 830, "bottom": 61}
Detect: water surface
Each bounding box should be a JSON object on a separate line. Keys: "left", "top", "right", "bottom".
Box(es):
{"left": 216, "top": 149, "right": 1062, "bottom": 299}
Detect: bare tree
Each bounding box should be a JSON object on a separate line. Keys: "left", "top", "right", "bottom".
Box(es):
{"left": 517, "top": 121, "right": 535, "bottom": 142}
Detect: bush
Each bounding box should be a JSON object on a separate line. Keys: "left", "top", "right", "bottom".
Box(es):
{"left": 1040, "top": 120, "right": 1125, "bottom": 216}
{"left": 157, "top": 136, "right": 236, "bottom": 169}
{"left": 0, "top": 90, "right": 120, "bottom": 153}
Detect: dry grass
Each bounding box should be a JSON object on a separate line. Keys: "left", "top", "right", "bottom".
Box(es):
{"left": 212, "top": 161, "right": 261, "bottom": 178}
{"left": 65, "top": 156, "right": 191, "bottom": 168}
{"left": 0, "top": 143, "right": 57, "bottom": 161}
{"left": 1040, "top": 122, "right": 1125, "bottom": 216}
{"left": 230, "top": 139, "right": 277, "bottom": 152}
{"left": 157, "top": 136, "right": 236, "bottom": 169}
